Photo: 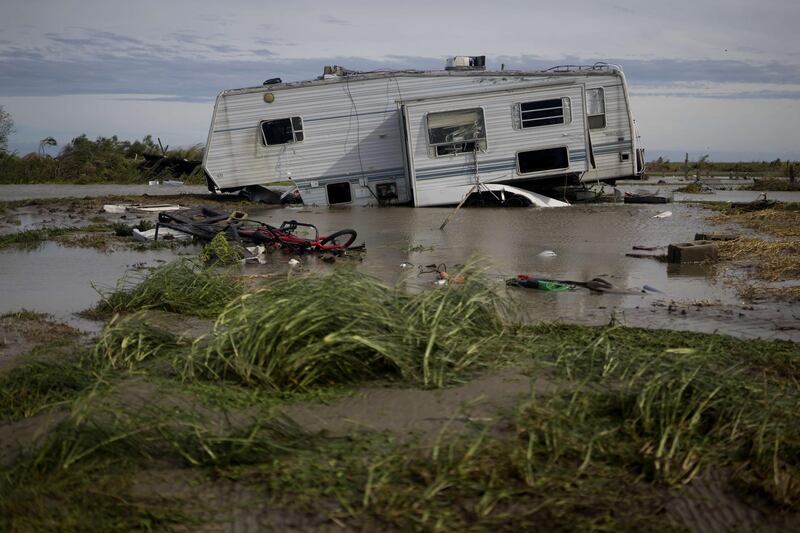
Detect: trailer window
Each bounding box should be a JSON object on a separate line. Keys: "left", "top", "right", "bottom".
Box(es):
{"left": 260, "top": 117, "right": 304, "bottom": 145}
{"left": 517, "top": 147, "right": 569, "bottom": 174}
{"left": 586, "top": 88, "right": 606, "bottom": 130}
{"left": 326, "top": 182, "right": 352, "bottom": 204}
{"left": 427, "top": 108, "right": 486, "bottom": 157}
{"left": 518, "top": 98, "right": 570, "bottom": 128}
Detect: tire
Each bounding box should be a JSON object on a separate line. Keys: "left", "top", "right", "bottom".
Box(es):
{"left": 505, "top": 195, "right": 528, "bottom": 207}
{"left": 319, "top": 229, "right": 357, "bottom": 248}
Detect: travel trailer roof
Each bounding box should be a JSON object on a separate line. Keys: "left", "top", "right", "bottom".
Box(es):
{"left": 220, "top": 63, "right": 625, "bottom": 97}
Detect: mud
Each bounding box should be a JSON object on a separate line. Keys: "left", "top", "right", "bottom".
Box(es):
{"left": 666, "top": 467, "right": 800, "bottom": 533}
{"left": 0, "top": 410, "right": 68, "bottom": 467}
{"left": 0, "top": 312, "right": 83, "bottom": 369}
{"left": 282, "top": 367, "right": 553, "bottom": 445}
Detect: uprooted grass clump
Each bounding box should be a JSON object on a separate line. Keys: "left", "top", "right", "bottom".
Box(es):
{"left": 92, "top": 259, "right": 242, "bottom": 318}
{"left": 199, "top": 232, "right": 245, "bottom": 265}
{"left": 186, "top": 265, "right": 509, "bottom": 390}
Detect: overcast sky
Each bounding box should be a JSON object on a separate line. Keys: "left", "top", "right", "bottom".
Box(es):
{"left": 1, "top": 0, "right": 799, "bottom": 160}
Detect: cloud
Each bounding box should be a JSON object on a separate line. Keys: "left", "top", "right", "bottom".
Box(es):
{"left": 3, "top": 28, "right": 800, "bottom": 100}
{"left": 320, "top": 15, "right": 354, "bottom": 26}
{"left": 495, "top": 56, "right": 800, "bottom": 86}
{"left": 630, "top": 90, "right": 800, "bottom": 100}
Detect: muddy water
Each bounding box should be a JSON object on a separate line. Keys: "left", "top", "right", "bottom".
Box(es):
{"left": 0, "top": 185, "right": 797, "bottom": 340}
{"left": 0, "top": 243, "right": 192, "bottom": 331}
{"left": 245, "top": 202, "right": 798, "bottom": 340}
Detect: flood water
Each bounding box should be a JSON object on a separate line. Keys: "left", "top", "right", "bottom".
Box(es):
{"left": 1, "top": 184, "right": 798, "bottom": 341}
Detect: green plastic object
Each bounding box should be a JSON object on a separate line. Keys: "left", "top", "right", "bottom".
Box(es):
{"left": 536, "top": 280, "right": 571, "bottom": 292}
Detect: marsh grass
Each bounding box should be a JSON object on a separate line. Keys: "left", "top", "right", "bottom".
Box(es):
{"left": 90, "top": 312, "right": 184, "bottom": 370}
{"left": 0, "top": 376, "right": 317, "bottom": 531}
{"left": 518, "top": 323, "right": 800, "bottom": 506}
{"left": 705, "top": 203, "right": 800, "bottom": 300}
{"left": 189, "top": 265, "right": 510, "bottom": 389}
{"left": 0, "top": 456, "right": 186, "bottom": 532}
{"left": 0, "top": 359, "right": 93, "bottom": 421}
{"left": 717, "top": 237, "right": 800, "bottom": 281}
{"left": 0, "top": 309, "right": 50, "bottom": 321}
{"left": 0, "top": 227, "right": 77, "bottom": 249}
{"left": 708, "top": 202, "right": 800, "bottom": 238}
{"left": 238, "top": 403, "right": 668, "bottom": 531}
{"left": 92, "top": 259, "right": 242, "bottom": 318}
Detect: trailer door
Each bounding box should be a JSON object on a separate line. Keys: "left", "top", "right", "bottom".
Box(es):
{"left": 399, "top": 104, "right": 419, "bottom": 206}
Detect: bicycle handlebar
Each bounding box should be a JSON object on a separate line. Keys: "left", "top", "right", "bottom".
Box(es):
{"left": 280, "top": 220, "right": 319, "bottom": 240}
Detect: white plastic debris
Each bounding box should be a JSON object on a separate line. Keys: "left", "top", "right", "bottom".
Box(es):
{"left": 538, "top": 250, "right": 557, "bottom": 257}
{"left": 434, "top": 279, "right": 448, "bottom": 286}
{"left": 103, "top": 204, "right": 131, "bottom": 214}
{"left": 245, "top": 245, "right": 268, "bottom": 264}
{"left": 400, "top": 262, "right": 414, "bottom": 269}
{"left": 288, "top": 258, "right": 300, "bottom": 267}
{"left": 653, "top": 211, "right": 672, "bottom": 218}
{"left": 103, "top": 203, "right": 182, "bottom": 214}
{"left": 132, "top": 227, "right": 192, "bottom": 242}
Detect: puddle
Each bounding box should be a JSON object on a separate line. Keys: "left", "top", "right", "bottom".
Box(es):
{"left": 0, "top": 242, "right": 191, "bottom": 331}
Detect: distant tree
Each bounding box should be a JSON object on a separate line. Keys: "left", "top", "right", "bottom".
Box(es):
{"left": 38, "top": 136, "right": 58, "bottom": 156}
{"left": 695, "top": 154, "right": 710, "bottom": 179}
{"left": 0, "top": 106, "right": 14, "bottom": 153}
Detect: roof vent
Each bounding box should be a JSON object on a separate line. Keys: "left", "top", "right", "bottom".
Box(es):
{"left": 323, "top": 65, "right": 350, "bottom": 78}
{"left": 445, "top": 56, "right": 486, "bottom": 71}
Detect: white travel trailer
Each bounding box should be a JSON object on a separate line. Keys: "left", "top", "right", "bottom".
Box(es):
{"left": 202, "top": 58, "right": 644, "bottom": 207}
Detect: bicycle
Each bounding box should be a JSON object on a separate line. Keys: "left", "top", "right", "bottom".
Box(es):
{"left": 235, "top": 219, "right": 359, "bottom": 254}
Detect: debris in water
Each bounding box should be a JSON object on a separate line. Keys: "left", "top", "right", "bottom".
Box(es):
{"left": 652, "top": 211, "right": 672, "bottom": 218}
{"left": 538, "top": 250, "right": 557, "bottom": 257}
{"left": 132, "top": 227, "right": 192, "bottom": 242}
{"left": 506, "top": 275, "right": 571, "bottom": 291}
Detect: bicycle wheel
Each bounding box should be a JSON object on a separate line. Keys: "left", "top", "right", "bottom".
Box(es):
{"left": 319, "top": 229, "right": 357, "bottom": 248}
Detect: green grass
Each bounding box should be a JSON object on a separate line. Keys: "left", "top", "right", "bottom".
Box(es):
{"left": 0, "top": 227, "right": 78, "bottom": 249}
{"left": 744, "top": 177, "right": 800, "bottom": 191}
{"left": 90, "top": 312, "right": 184, "bottom": 370}
{"left": 188, "top": 265, "right": 509, "bottom": 389}
{"left": 92, "top": 259, "right": 242, "bottom": 319}
{"left": 0, "top": 309, "right": 51, "bottom": 321}
{"left": 518, "top": 323, "right": 800, "bottom": 506}
{"left": 0, "top": 359, "right": 94, "bottom": 421}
